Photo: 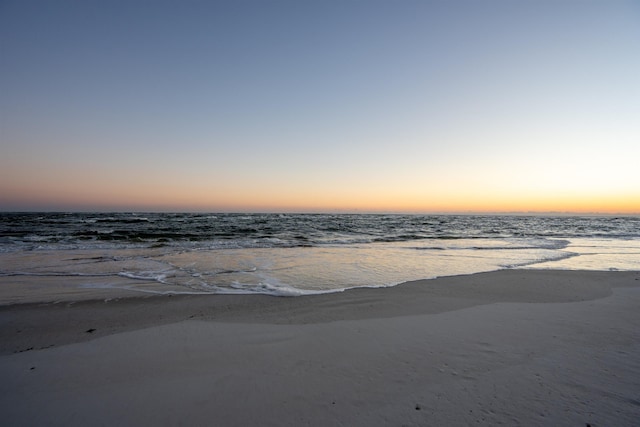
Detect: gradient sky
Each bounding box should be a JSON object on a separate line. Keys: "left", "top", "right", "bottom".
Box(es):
{"left": 1, "top": 0, "right": 639, "bottom": 213}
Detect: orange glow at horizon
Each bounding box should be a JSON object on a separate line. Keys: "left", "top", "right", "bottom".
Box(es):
{"left": 3, "top": 178, "right": 638, "bottom": 214}
{"left": 2, "top": 145, "right": 638, "bottom": 214}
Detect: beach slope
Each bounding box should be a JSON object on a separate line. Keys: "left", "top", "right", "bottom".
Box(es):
{"left": 1, "top": 270, "right": 639, "bottom": 426}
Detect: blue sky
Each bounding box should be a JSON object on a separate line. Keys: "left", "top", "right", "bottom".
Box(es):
{"left": 1, "top": 0, "right": 639, "bottom": 212}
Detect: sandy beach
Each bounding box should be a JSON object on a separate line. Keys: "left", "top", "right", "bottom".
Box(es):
{"left": 1, "top": 269, "right": 639, "bottom": 426}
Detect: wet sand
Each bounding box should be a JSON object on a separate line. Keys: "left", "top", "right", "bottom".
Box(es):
{"left": 1, "top": 269, "right": 639, "bottom": 426}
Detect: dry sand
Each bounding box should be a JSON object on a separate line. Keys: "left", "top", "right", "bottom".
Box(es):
{"left": 1, "top": 269, "right": 639, "bottom": 426}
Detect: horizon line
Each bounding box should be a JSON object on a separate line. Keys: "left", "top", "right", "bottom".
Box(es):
{"left": 1, "top": 209, "right": 638, "bottom": 217}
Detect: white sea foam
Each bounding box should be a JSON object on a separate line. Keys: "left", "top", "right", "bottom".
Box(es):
{"left": 500, "top": 250, "right": 579, "bottom": 269}
{"left": 117, "top": 271, "right": 171, "bottom": 282}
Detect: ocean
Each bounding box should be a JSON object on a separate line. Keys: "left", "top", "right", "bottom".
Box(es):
{"left": 0, "top": 213, "right": 638, "bottom": 303}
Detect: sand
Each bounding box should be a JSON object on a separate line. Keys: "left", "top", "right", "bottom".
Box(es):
{"left": 1, "top": 269, "right": 639, "bottom": 426}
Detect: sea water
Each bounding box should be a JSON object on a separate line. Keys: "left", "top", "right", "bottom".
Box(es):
{"left": 0, "top": 213, "right": 638, "bottom": 302}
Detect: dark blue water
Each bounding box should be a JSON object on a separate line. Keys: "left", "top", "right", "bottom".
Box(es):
{"left": 1, "top": 213, "right": 638, "bottom": 251}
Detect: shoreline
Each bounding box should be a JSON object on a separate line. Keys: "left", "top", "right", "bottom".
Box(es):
{"left": 1, "top": 269, "right": 638, "bottom": 354}
{"left": 2, "top": 269, "right": 639, "bottom": 426}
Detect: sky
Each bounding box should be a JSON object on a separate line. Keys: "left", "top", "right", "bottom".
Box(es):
{"left": 1, "top": 0, "right": 639, "bottom": 214}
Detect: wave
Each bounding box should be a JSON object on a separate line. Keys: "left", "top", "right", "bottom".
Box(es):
{"left": 501, "top": 250, "right": 580, "bottom": 269}
{"left": 0, "top": 271, "right": 114, "bottom": 278}
{"left": 117, "top": 271, "right": 172, "bottom": 282}
{"left": 95, "top": 217, "right": 151, "bottom": 224}
{"left": 2, "top": 213, "right": 638, "bottom": 253}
